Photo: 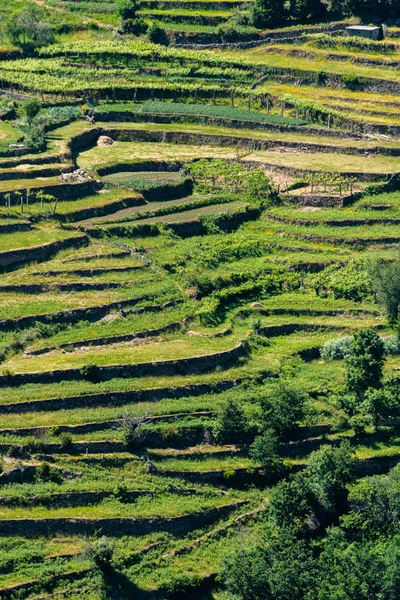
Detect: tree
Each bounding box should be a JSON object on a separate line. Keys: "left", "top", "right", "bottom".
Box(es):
{"left": 83, "top": 537, "right": 114, "bottom": 572}
{"left": 4, "top": 3, "right": 54, "bottom": 50}
{"left": 268, "top": 472, "right": 315, "bottom": 532}
{"left": 251, "top": 0, "right": 286, "bottom": 28}
{"left": 307, "top": 441, "right": 355, "bottom": 511}
{"left": 250, "top": 429, "right": 282, "bottom": 475}
{"left": 345, "top": 329, "right": 385, "bottom": 402}
{"left": 290, "top": 0, "right": 325, "bottom": 20}
{"left": 116, "top": 0, "right": 146, "bottom": 34}
{"left": 244, "top": 169, "right": 279, "bottom": 205}
{"left": 261, "top": 381, "right": 308, "bottom": 438}
{"left": 221, "top": 528, "right": 315, "bottom": 600}
{"left": 17, "top": 98, "right": 42, "bottom": 125}
{"left": 370, "top": 260, "right": 400, "bottom": 324}
{"left": 213, "top": 399, "right": 249, "bottom": 444}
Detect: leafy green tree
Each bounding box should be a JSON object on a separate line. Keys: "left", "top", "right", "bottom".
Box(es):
{"left": 307, "top": 441, "right": 355, "bottom": 511}
{"left": 268, "top": 472, "right": 315, "bottom": 532}
{"left": 83, "top": 537, "right": 114, "bottom": 572}
{"left": 221, "top": 528, "right": 315, "bottom": 600}
{"left": 370, "top": 260, "right": 400, "bottom": 324}
{"left": 251, "top": 0, "right": 286, "bottom": 28}
{"left": 17, "top": 98, "right": 42, "bottom": 125}
{"left": 214, "top": 399, "right": 249, "bottom": 444}
{"left": 261, "top": 381, "right": 308, "bottom": 438}
{"left": 345, "top": 329, "right": 385, "bottom": 402}
{"left": 250, "top": 429, "right": 282, "bottom": 474}
{"left": 343, "top": 463, "right": 400, "bottom": 536}
{"left": 3, "top": 3, "right": 54, "bottom": 50}
{"left": 244, "top": 169, "right": 278, "bottom": 205}
{"left": 290, "top": 0, "right": 325, "bottom": 20}
{"left": 116, "top": 0, "right": 146, "bottom": 34}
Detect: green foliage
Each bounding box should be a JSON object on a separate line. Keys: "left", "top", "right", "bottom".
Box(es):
{"left": 140, "top": 101, "right": 307, "bottom": 127}
{"left": 370, "top": 260, "right": 400, "bottom": 324}
{"left": 250, "top": 429, "right": 282, "bottom": 474}
{"left": 3, "top": 3, "right": 54, "bottom": 50}
{"left": 345, "top": 329, "right": 385, "bottom": 401}
{"left": 260, "top": 380, "right": 308, "bottom": 438}
{"left": 17, "top": 98, "right": 42, "bottom": 125}
{"left": 59, "top": 432, "right": 73, "bottom": 450}
{"left": 290, "top": 0, "right": 325, "bottom": 20}
{"left": 83, "top": 537, "right": 114, "bottom": 571}
{"left": 251, "top": 0, "right": 286, "bottom": 28}
{"left": 213, "top": 399, "right": 249, "bottom": 444}
{"left": 307, "top": 441, "right": 355, "bottom": 511}
{"left": 221, "top": 528, "right": 315, "bottom": 600}
{"left": 186, "top": 159, "right": 277, "bottom": 206}
{"left": 308, "top": 260, "right": 371, "bottom": 302}
{"left": 35, "top": 462, "right": 62, "bottom": 484}
{"left": 80, "top": 362, "right": 100, "bottom": 383}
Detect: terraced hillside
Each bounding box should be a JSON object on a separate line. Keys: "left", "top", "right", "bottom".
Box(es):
{"left": 2, "top": 19, "right": 400, "bottom": 600}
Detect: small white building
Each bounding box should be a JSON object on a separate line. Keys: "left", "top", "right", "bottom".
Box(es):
{"left": 345, "top": 25, "right": 384, "bottom": 40}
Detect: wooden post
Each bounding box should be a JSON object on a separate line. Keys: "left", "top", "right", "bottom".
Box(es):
{"left": 231, "top": 90, "right": 234, "bottom": 108}
{"left": 281, "top": 102, "right": 284, "bottom": 117}
{"left": 266, "top": 98, "right": 270, "bottom": 114}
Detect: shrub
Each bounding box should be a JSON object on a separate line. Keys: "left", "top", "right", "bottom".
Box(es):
{"left": 249, "top": 430, "right": 282, "bottom": 475}
{"left": 35, "top": 462, "right": 62, "bottom": 484}
{"left": 321, "top": 336, "right": 353, "bottom": 361}
{"left": 159, "top": 574, "right": 202, "bottom": 596}
{"left": 59, "top": 432, "right": 73, "bottom": 450}
{"left": 83, "top": 537, "right": 114, "bottom": 571}
{"left": 213, "top": 399, "right": 249, "bottom": 444}
{"left": 147, "top": 23, "right": 168, "bottom": 45}
{"left": 80, "top": 362, "right": 100, "bottom": 383}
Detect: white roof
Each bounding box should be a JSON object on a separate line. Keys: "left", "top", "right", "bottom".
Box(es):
{"left": 346, "top": 25, "right": 381, "bottom": 31}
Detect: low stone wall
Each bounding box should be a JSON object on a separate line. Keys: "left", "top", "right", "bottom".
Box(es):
{"left": 60, "top": 194, "right": 144, "bottom": 224}
{"left": 283, "top": 192, "right": 362, "bottom": 208}
{"left": 0, "top": 180, "right": 100, "bottom": 204}
{"left": 97, "top": 160, "right": 181, "bottom": 176}
{"left": 0, "top": 500, "right": 247, "bottom": 537}
{"left": 259, "top": 323, "right": 343, "bottom": 338}
{"left": 0, "top": 342, "right": 247, "bottom": 388}
{"left": 27, "top": 319, "right": 184, "bottom": 355}
{"left": 175, "top": 22, "right": 346, "bottom": 49}
{"left": 268, "top": 213, "right": 400, "bottom": 227}
{"left": 0, "top": 221, "right": 32, "bottom": 234}
{"left": 0, "top": 489, "right": 154, "bottom": 508}
{"left": 0, "top": 292, "right": 158, "bottom": 332}
{"left": 99, "top": 117, "right": 359, "bottom": 140}
{"left": 0, "top": 569, "right": 91, "bottom": 600}
{"left": 0, "top": 233, "right": 88, "bottom": 272}
{"left": 0, "top": 164, "right": 73, "bottom": 181}
{"left": 0, "top": 377, "right": 250, "bottom": 414}
{"left": 102, "top": 127, "right": 400, "bottom": 158}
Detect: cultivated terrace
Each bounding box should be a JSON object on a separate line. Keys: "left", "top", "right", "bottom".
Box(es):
{"left": 1, "top": 0, "right": 400, "bottom": 599}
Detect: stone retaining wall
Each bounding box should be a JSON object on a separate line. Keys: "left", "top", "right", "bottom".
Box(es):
{"left": 103, "top": 127, "right": 400, "bottom": 158}
{"left": 0, "top": 500, "right": 247, "bottom": 537}
{"left": 0, "top": 233, "right": 88, "bottom": 272}
{"left": 0, "top": 377, "right": 252, "bottom": 414}
{"left": 0, "top": 180, "right": 100, "bottom": 204}
{"left": 0, "top": 342, "right": 247, "bottom": 388}
{"left": 27, "top": 319, "right": 185, "bottom": 355}
{"left": 0, "top": 292, "right": 161, "bottom": 332}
